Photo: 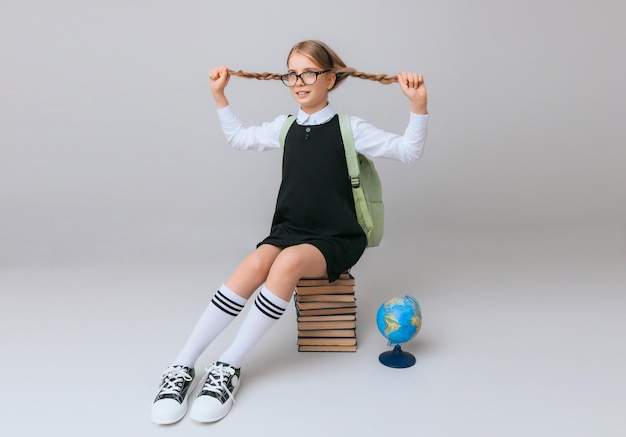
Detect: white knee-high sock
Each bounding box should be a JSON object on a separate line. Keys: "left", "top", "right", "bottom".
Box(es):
{"left": 218, "top": 285, "right": 289, "bottom": 368}
{"left": 173, "top": 285, "right": 247, "bottom": 368}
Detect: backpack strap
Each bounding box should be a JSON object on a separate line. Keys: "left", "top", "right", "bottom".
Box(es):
{"left": 338, "top": 114, "right": 359, "bottom": 188}
{"left": 339, "top": 114, "right": 374, "bottom": 239}
{"left": 279, "top": 115, "right": 297, "bottom": 151}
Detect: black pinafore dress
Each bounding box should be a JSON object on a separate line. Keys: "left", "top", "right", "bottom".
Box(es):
{"left": 257, "top": 115, "right": 367, "bottom": 282}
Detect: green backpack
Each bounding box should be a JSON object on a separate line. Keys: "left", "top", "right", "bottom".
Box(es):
{"left": 279, "top": 114, "right": 384, "bottom": 248}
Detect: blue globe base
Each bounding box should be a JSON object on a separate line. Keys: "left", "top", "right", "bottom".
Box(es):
{"left": 379, "top": 344, "right": 416, "bottom": 368}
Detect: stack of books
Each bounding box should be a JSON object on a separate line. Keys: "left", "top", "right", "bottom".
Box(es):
{"left": 294, "top": 272, "right": 357, "bottom": 352}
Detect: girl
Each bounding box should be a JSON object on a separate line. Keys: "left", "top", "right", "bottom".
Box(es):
{"left": 150, "top": 40, "right": 428, "bottom": 425}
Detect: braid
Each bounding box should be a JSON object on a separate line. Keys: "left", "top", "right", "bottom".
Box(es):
{"left": 227, "top": 68, "right": 398, "bottom": 85}
{"left": 334, "top": 67, "right": 398, "bottom": 85}
{"left": 228, "top": 70, "right": 283, "bottom": 81}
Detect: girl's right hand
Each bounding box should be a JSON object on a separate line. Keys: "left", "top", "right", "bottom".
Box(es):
{"left": 209, "top": 65, "right": 230, "bottom": 108}
{"left": 209, "top": 65, "right": 230, "bottom": 93}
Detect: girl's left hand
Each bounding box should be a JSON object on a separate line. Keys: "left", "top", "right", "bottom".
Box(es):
{"left": 397, "top": 72, "right": 428, "bottom": 115}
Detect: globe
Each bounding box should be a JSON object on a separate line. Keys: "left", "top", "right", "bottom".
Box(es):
{"left": 376, "top": 295, "right": 422, "bottom": 368}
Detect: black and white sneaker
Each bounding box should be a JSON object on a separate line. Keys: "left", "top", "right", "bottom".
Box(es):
{"left": 189, "top": 361, "right": 241, "bottom": 423}
{"left": 150, "top": 365, "right": 196, "bottom": 425}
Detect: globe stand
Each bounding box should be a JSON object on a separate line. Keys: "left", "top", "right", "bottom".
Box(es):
{"left": 379, "top": 344, "right": 416, "bottom": 368}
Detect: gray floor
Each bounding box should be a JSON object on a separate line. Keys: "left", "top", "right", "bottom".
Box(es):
{"left": 1, "top": 223, "right": 625, "bottom": 436}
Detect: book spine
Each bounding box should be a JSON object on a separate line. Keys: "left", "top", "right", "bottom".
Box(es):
{"left": 298, "top": 329, "right": 356, "bottom": 338}
{"left": 298, "top": 345, "right": 357, "bottom": 352}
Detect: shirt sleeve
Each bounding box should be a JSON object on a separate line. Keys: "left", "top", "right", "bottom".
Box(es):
{"left": 352, "top": 113, "right": 429, "bottom": 163}
{"left": 217, "top": 106, "right": 286, "bottom": 151}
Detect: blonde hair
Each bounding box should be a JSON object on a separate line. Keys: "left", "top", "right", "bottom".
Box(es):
{"left": 228, "top": 40, "right": 398, "bottom": 88}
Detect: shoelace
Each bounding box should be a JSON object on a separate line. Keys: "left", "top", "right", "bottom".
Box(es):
{"left": 158, "top": 366, "right": 193, "bottom": 396}
{"left": 202, "top": 363, "right": 237, "bottom": 404}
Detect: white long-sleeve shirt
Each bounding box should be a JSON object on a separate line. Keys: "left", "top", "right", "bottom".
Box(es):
{"left": 217, "top": 105, "right": 428, "bottom": 163}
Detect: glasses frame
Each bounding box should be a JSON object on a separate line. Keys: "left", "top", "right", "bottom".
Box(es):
{"left": 280, "top": 70, "right": 332, "bottom": 87}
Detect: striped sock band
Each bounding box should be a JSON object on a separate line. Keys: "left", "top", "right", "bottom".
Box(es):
{"left": 254, "top": 289, "right": 288, "bottom": 320}
{"left": 211, "top": 286, "right": 246, "bottom": 317}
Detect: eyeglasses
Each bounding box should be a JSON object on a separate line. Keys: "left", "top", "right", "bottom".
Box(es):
{"left": 280, "top": 70, "right": 331, "bottom": 87}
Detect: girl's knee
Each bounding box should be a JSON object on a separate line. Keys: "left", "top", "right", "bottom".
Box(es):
{"left": 270, "top": 245, "right": 325, "bottom": 278}
{"left": 271, "top": 250, "right": 303, "bottom": 274}
{"left": 241, "top": 251, "right": 275, "bottom": 280}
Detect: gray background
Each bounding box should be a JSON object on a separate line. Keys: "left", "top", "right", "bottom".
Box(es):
{"left": 1, "top": 0, "right": 625, "bottom": 436}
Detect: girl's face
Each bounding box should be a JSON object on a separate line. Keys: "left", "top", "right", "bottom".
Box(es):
{"left": 286, "top": 51, "right": 335, "bottom": 114}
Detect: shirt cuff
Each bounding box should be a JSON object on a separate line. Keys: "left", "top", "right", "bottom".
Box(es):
{"left": 409, "top": 112, "right": 429, "bottom": 127}
{"left": 217, "top": 105, "right": 236, "bottom": 122}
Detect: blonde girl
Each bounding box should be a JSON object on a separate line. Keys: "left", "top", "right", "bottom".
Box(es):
{"left": 151, "top": 40, "right": 428, "bottom": 425}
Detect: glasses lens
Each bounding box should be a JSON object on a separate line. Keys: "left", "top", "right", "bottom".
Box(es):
{"left": 281, "top": 74, "right": 295, "bottom": 87}
{"left": 301, "top": 71, "right": 318, "bottom": 85}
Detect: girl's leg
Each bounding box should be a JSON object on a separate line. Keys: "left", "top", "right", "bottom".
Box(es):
{"left": 224, "top": 244, "right": 283, "bottom": 299}
{"left": 190, "top": 244, "right": 327, "bottom": 423}
{"left": 172, "top": 244, "right": 282, "bottom": 368}
{"left": 152, "top": 245, "right": 283, "bottom": 425}
{"left": 217, "top": 243, "right": 326, "bottom": 367}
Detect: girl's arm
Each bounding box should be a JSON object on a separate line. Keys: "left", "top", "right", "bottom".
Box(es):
{"left": 352, "top": 113, "right": 428, "bottom": 163}
{"left": 209, "top": 65, "right": 285, "bottom": 151}
{"left": 353, "top": 72, "right": 428, "bottom": 163}
{"left": 217, "top": 107, "right": 286, "bottom": 151}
